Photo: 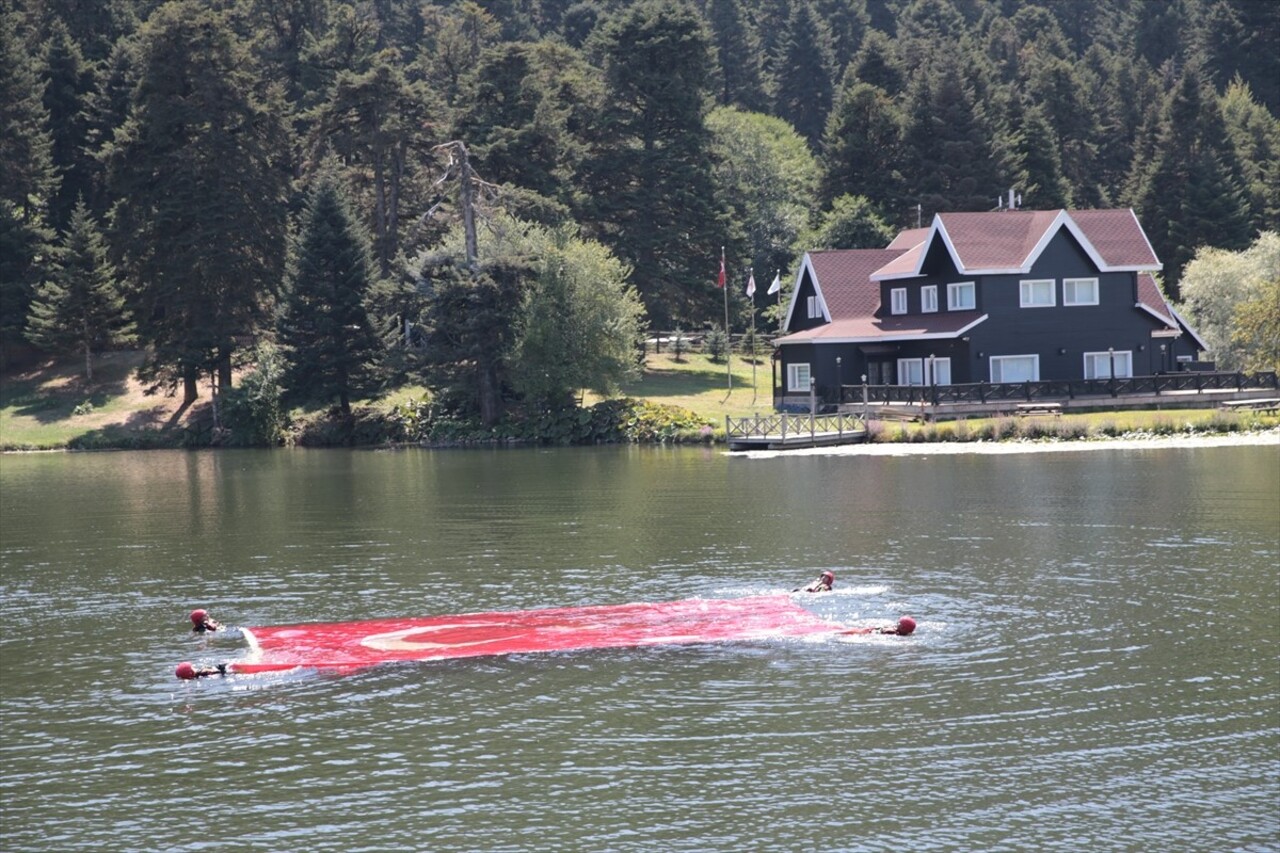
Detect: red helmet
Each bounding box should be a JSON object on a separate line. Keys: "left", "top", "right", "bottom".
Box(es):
{"left": 821, "top": 571, "right": 835, "bottom": 582}
{"left": 175, "top": 662, "right": 197, "bottom": 680}
{"left": 897, "top": 616, "right": 917, "bottom": 635}
{"left": 190, "top": 609, "right": 208, "bottom": 625}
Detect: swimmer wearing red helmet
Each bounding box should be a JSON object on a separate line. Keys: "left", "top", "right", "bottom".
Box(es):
{"left": 795, "top": 571, "right": 835, "bottom": 593}
{"left": 175, "top": 661, "right": 228, "bottom": 679}
{"left": 190, "top": 609, "right": 221, "bottom": 633}
{"left": 841, "top": 616, "right": 917, "bottom": 636}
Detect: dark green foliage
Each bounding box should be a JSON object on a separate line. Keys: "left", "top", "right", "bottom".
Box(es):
{"left": 706, "top": 0, "right": 769, "bottom": 112}
{"left": 772, "top": 0, "right": 835, "bottom": 148}
{"left": 811, "top": 195, "right": 895, "bottom": 249}
{"left": 417, "top": 255, "right": 533, "bottom": 425}
{"left": 704, "top": 324, "right": 728, "bottom": 364}
{"left": 1130, "top": 64, "right": 1253, "bottom": 298}
{"left": 820, "top": 73, "right": 902, "bottom": 209}
{"left": 579, "top": 0, "right": 722, "bottom": 328}
{"left": 25, "top": 200, "right": 131, "bottom": 381}
{"left": 219, "top": 344, "right": 289, "bottom": 446}
{"left": 278, "top": 173, "right": 384, "bottom": 416}
{"left": 105, "top": 2, "right": 289, "bottom": 401}
{"left": 41, "top": 18, "right": 98, "bottom": 232}
{"left": 0, "top": 10, "right": 56, "bottom": 365}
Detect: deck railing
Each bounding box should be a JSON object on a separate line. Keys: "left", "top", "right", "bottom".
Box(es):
{"left": 835, "top": 370, "right": 1279, "bottom": 407}
{"left": 726, "top": 411, "right": 866, "bottom": 440}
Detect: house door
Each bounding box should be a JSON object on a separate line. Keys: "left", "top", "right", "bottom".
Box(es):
{"left": 868, "top": 361, "right": 894, "bottom": 385}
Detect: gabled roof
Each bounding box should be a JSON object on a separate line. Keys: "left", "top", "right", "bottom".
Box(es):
{"left": 872, "top": 208, "right": 1161, "bottom": 280}
{"left": 781, "top": 249, "right": 900, "bottom": 331}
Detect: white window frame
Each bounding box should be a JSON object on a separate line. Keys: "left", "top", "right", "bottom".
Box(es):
{"left": 928, "top": 357, "right": 952, "bottom": 385}
{"left": 1083, "top": 350, "right": 1132, "bottom": 379}
{"left": 807, "top": 295, "right": 821, "bottom": 319}
{"left": 921, "top": 285, "right": 938, "bottom": 313}
{"left": 787, "top": 362, "right": 812, "bottom": 392}
{"left": 890, "top": 287, "right": 908, "bottom": 315}
{"left": 947, "top": 281, "right": 976, "bottom": 310}
{"left": 990, "top": 354, "right": 1040, "bottom": 383}
{"left": 1020, "top": 278, "right": 1056, "bottom": 308}
{"left": 897, "top": 358, "right": 924, "bottom": 386}
{"left": 1063, "top": 277, "right": 1099, "bottom": 306}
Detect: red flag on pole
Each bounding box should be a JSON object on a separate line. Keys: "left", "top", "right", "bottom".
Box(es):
{"left": 717, "top": 250, "right": 726, "bottom": 288}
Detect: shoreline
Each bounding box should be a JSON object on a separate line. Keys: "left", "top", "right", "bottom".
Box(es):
{"left": 735, "top": 428, "right": 1280, "bottom": 458}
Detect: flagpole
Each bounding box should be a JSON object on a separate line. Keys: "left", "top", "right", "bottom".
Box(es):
{"left": 722, "top": 247, "right": 731, "bottom": 395}
{"left": 750, "top": 269, "right": 757, "bottom": 405}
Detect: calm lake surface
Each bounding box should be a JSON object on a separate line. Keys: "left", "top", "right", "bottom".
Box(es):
{"left": 1, "top": 443, "right": 1277, "bottom": 852}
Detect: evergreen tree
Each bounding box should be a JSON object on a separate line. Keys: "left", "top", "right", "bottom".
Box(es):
{"left": 850, "top": 28, "right": 904, "bottom": 97}
{"left": 1007, "top": 102, "right": 1073, "bottom": 210}
{"left": 452, "top": 40, "right": 600, "bottom": 224}
{"left": 278, "top": 172, "right": 383, "bottom": 416}
{"left": 706, "top": 0, "right": 769, "bottom": 112}
{"left": 1220, "top": 76, "right": 1280, "bottom": 233}
{"left": 1131, "top": 64, "right": 1253, "bottom": 298}
{"left": 310, "top": 52, "right": 430, "bottom": 276}
{"left": 773, "top": 0, "right": 835, "bottom": 148}
{"left": 25, "top": 199, "right": 131, "bottom": 381}
{"left": 0, "top": 10, "right": 56, "bottom": 367}
{"left": 810, "top": 194, "right": 894, "bottom": 249}
{"left": 899, "top": 53, "right": 1004, "bottom": 220}
{"left": 104, "top": 2, "right": 289, "bottom": 404}
{"left": 578, "top": 0, "right": 722, "bottom": 328}
{"left": 820, "top": 71, "right": 902, "bottom": 209}
{"left": 41, "top": 18, "right": 98, "bottom": 231}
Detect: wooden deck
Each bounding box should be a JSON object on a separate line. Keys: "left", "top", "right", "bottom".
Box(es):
{"left": 726, "top": 413, "right": 867, "bottom": 451}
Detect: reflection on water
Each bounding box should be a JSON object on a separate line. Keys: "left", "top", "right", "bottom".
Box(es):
{"left": 1, "top": 445, "right": 1277, "bottom": 852}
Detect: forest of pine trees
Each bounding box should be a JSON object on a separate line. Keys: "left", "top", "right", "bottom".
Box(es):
{"left": 2, "top": 0, "right": 1278, "bottom": 420}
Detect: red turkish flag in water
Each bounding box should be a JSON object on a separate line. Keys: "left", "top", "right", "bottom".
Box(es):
{"left": 232, "top": 595, "right": 842, "bottom": 675}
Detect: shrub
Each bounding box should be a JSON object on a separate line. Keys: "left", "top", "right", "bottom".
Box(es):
{"left": 221, "top": 346, "right": 290, "bottom": 447}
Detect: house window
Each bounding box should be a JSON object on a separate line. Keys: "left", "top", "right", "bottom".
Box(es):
{"left": 1063, "top": 278, "right": 1099, "bottom": 306}
{"left": 921, "top": 285, "right": 938, "bottom": 313}
{"left": 928, "top": 357, "right": 951, "bottom": 385}
{"left": 897, "top": 358, "right": 924, "bottom": 385}
{"left": 1020, "top": 279, "right": 1056, "bottom": 307}
{"left": 947, "top": 281, "right": 975, "bottom": 310}
{"left": 990, "top": 354, "right": 1039, "bottom": 383}
{"left": 807, "top": 296, "right": 821, "bottom": 319}
{"left": 1084, "top": 350, "right": 1132, "bottom": 379}
{"left": 890, "top": 288, "right": 907, "bottom": 315}
{"left": 787, "top": 362, "right": 812, "bottom": 391}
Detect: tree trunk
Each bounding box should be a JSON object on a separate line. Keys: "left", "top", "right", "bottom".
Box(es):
{"left": 183, "top": 369, "right": 199, "bottom": 406}
{"left": 84, "top": 341, "right": 93, "bottom": 383}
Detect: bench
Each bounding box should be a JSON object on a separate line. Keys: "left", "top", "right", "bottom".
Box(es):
{"left": 1015, "top": 402, "right": 1062, "bottom": 417}
{"left": 1220, "top": 398, "right": 1280, "bottom": 415}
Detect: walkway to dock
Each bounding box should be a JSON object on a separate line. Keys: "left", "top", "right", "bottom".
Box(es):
{"left": 726, "top": 412, "right": 867, "bottom": 451}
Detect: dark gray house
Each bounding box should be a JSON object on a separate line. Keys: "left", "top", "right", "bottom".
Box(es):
{"left": 773, "top": 208, "right": 1206, "bottom": 407}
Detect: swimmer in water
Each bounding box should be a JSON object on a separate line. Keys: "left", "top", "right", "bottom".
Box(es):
{"left": 794, "top": 571, "right": 835, "bottom": 593}
{"left": 190, "top": 609, "right": 221, "bottom": 633}
{"left": 841, "top": 616, "right": 917, "bottom": 636}
{"left": 175, "top": 661, "right": 227, "bottom": 679}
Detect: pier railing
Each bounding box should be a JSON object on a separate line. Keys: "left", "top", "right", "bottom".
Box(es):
{"left": 727, "top": 411, "right": 866, "bottom": 441}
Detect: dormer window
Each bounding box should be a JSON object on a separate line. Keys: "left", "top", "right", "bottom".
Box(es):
{"left": 921, "top": 285, "right": 938, "bottom": 313}
{"left": 1020, "top": 279, "right": 1055, "bottom": 307}
{"left": 890, "top": 288, "right": 907, "bottom": 315}
{"left": 947, "top": 281, "right": 975, "bottom": 310}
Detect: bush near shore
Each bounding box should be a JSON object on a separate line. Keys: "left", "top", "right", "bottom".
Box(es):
{"left": 2, "top": 350, "right": 1276, "bottom": 451}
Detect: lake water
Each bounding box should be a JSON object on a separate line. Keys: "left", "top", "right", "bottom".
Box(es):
{"left": 1, "top": 443, "right": 1277, "bottom": 852}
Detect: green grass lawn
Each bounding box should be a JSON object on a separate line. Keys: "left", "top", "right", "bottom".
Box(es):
{"left": 608, "top": 351, "right": 777, "bottom": 422}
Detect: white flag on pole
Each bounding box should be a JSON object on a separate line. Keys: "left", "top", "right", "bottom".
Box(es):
{"left": 746, "top": 270, "right": 756, "bottom": 298}
{"left": 767, "top": 272, "right": 781, "bottom": 295}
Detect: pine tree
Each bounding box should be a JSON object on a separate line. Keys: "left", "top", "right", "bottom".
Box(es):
{"left": 0, "top": 10, "right": 56, "bottom": 367}
{"left": 820, "top": 70, "right": 902, "bottom": 210}
{"left": 42, "top": 18, "right": 98, "bottom": 232}
{"left": 278, "top": 173, "right": 383, "bottom": 416}
{"left": 578, "top": 0, "right": 723, "bottom": 328}
{"left": 25, "top": 199, "right": 131, "bottom": 381}
{"left": 773, "top": 0, "right": 835, "bottom": 148}
{"left": 1131, "top": 64, "right": 1253, "bottom": 298}
{"left": 706, "top": 0, "right": 769, "bottom": 112}
{"left": 104, "top": 2, "right": 289, "bottom": 404}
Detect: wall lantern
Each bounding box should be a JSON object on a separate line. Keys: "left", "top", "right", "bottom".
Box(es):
{"left": 1058, "top": 347, "right": 1067, "bottom": 355}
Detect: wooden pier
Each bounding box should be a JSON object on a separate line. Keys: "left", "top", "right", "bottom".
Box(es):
{"left": 726, "top": 412, "right": 867, "bottom": 451}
